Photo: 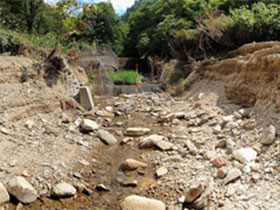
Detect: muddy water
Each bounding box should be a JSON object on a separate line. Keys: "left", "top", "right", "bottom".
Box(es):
{"left": 15, "top": 143, "right": 156, "bottom": 210}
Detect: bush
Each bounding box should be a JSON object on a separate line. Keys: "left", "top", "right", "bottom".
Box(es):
{"left": 108, "top": 70, "right": 141, "bottom": 85}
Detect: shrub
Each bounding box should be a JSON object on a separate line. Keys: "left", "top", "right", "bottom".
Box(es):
{"left": 108, "top": 70, "right": 141, "bottom": 85}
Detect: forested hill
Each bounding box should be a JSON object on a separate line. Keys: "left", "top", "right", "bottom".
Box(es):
{"left": 1, "top": 0, "right": 280, "bottom": 62}
{"left": 122, "top": 0, "right": 280, "bottom": 61}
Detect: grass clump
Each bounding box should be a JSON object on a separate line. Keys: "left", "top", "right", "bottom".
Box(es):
{"left": 108, "top": 70, "right": 141, "bottom": 85}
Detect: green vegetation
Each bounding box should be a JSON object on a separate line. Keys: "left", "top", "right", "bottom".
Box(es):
{"left": 122, "top": 0, "right": 280, "bottom": 61}
{"left": 108, "top": 71, "right": 142, "bottom": 85}
{"left": 1, "top": 0, "right": 280, "bottom": 64}
{"left": 85, "top": 72, "right": 96, "bottom": 87}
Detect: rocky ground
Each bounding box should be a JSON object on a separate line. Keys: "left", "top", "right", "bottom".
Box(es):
{"left": 1, "top": 89, "right": 280, "bottom": 210}
{"left": 1, "top": 43, "right": 280, "bottom": 209}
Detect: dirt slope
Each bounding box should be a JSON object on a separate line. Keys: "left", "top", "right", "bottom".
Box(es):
{"left": 185, "top": 41, "right": 280, "bottom": 129}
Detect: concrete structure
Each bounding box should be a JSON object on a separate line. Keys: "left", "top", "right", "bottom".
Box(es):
{"left": 79, "top": 86, "right": 94, "bottom": 110}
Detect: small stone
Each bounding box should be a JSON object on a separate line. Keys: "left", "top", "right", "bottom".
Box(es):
{"left": 212, "top": 155, "right": 228, "bottom": 168}
{"left": 233, "top": 112, "right": 243, "bottom": 120}
{"left": 223, "top": 169, "right": 241, "bottom": 185}
{"left": 121, "top": 159, "right": 148, "bottom": 171}
{"left": 120, "top": 195, "right": 165, "bottom": 210}
{"left": 7, "top": 176, "right": 38, "bottom": 204}
{"left": 21, "top": 169, "right": 29, "bottom": 177}
{"left": 217, "top": 168, "right": 227, "bottom": 178}
{"left": 96, "top": 110, "right": 114, "bottom": 118}
{"left": 125, "top": 127, "right": 151, "bottom": 137}
{"left": 96, "top": 183, "right": 110, "bottom": 191}
{"left": 178, "top": 195, "right": 185, "bottom": 203}
{"left": 261, "top": 125, "right": 276, "bottom": 145}
{"left": 52, "top": 183, "right": 77, "bottom": 198}
{"left": 0, "top": 181, "right": 9, "bottom": 205}
{"left": 139, "top": 134, "right": 165, "bottom": 149}
{"left": 123, "top": 178, "right": 138, "bottom": 187}
{"left": 156, "top": 167, "right": 168, "bottom": 177}
{"left": 213, "top": 125, "right": 222, "bottom": 134}
{"left": 80, "top": 119, "right": 99, "bottom": 131}
{"left": 223, "top": 115, "right": 235, "bottom": 123}
{"left": 154, "top": 140, "right": 174, "bottom": 151}
{"left": 185, "top": 183, "right": 204, "bottom": 203}
{"left": 0, "top": 127, "right": 10, "bottom": 135}
{"left": 185, "top": 140, "right": 198, "bottom": 155}
{"left": 79, "top": 159, "right": 90, "bottom": 166}
{"left": 233, "top": 147, "right": 257, "bottom": 163}
{"left": 97, "top": 130, "right": 118, "bottom": 145}
{"left": 215, "top": 140, "right": 227, "bottom": 149}
{"left": 25, "top": 120, "right": 35, "bottom": 129}
{"left": 203, "top": 151, "right": 216, "bottom": 160}
{"left": 238, "top": 109, "right": 249, "bottom": 117}
{"left": 252, "top": 174, "right": 260, "bottom": 183}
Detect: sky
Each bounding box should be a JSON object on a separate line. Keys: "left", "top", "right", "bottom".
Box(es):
{"left": 44, "top": 0, "right": 135, "bottom": 15}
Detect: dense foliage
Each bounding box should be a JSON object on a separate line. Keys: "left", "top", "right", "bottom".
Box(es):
{"left": 0, "top": 0, "right": 127, "bottom": 54}
{"left": 122, "top": 0, "right": 280, "bottom": 61}
{"left": 108, "top": 70, "right": 141, "bottom": 85}
{"left": 1, "top": 0, "right": 280, "bottom": 62}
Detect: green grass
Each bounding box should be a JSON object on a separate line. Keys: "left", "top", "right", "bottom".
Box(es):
{"left": 108, "top": 70, "right": 141, "bottom": 85}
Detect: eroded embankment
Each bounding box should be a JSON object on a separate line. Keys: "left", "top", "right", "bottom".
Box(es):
{"left": 186, "top": 41, "right": 280, "bottom": 129}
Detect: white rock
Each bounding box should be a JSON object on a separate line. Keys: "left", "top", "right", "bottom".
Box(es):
{"left": 156, "top": 167, "right": 168, "bottom": 177}
{"left": 0, "top": 181, "right": 9, "bottom": 205}
{"left": 25, "top": 120, "right": 35, "bottom": 129}
{"left": 80, "top": 119, "right": 99, "bottom": 131}
{"left": 154, "top": 140, "right": 174, "bottom": 151}
{"left": 213, "top": 125, "right": 222, "bottom": 134}
{"left": 126, "top": 127, "right": 151, "bottom": 137}
{"left": 261, "top": 125, "right": 276, "bottom": 145}
{"left": 185, "top": 140, "right": 198, "bottom": 155}
{"left": 52, "top": 183, "right": 77, "bottom": 197}
{"left": 97, "top": 130, "right": 117, "bottom": 145}
{"left": 121, "top": 159, "right": 148, "bottom": 171}
{"left": 233, "top": 147, "right": 257, "bottom": 163}
{"left": 7, "top": 176, "right": 38, "bottom": 204}
{"left": 120, "top": 195, "right": 165, "bottom": 210}
{"left": 223, "top": 115, "right": 235, "bottom": 123}
{"left": 139, "top": 134, "right": 165, "bottom": 149}
{"left": 223, "top": 169, "right": 241, "bottom": 185}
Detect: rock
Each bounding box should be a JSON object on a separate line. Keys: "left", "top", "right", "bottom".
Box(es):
{"left": 223, "top": 169, "right": 241, "bottom": 185}
{"left": 233, "top": 147, "right": 257, "bottom": 163}
{"left": 97, "top": 129, "right": 117, "bottom": 145}
{"left": 79, "top": 86, "right": 94, "bottom": 110}
{"left": 174, "top": 112, "right": 185, "bottom": 119}
{"left": 96, "top": 183, "right": 110, "bottom": 191}
{"left": 203, "top": 150, "right": 216, "bottom": 160}
{"left": 80, "top": 119, "right": 99, "bottom": 131}
{"left": 125, "top": 127, "right": 151, "bottom": 137}
{"left": 96, "top": 110, "right": 114, "bottom": 118}
{"left": 52, "top": 183, "right": 77, "bottom": 197}
{"left": 139, "top": 135, "right": 165, "bottom": 149}
{"left": 233, "top": 111, "right": 243, "bottom": 119}
{"left": 0, "top": 127, "right": 10, "bottom": 135}
{"left": 223, "top": 115, "right": 235, "bottom": 123}
{"left": 120, "top": 195, "right": 165, "bottom": 210}
{"left": 156, "top": 167, "right": 168, "bottom": 177}
{"left": 212, "top": 155, "right": 228, "bottom": 168}
{"left": 213, "top": 125, "right": 222, "bottom": 134}
{"left": 261, "top": 125, "right": 276, "bottom": 145}
{"left": 185, "top": 183, "right": 204, "bottom": 203}
{"left": 185, "top": 140, "right": 198, "bottom": 155}
{"left": 121, "top": 159, "right": 148, "bottom": 171}
{"left": 25, "top": 120, "right": 35, "bottom": 130}
{"left": 238, "top": 109, "right": 249, "bottom": 117}
{"left": 7, "top": 176, "right": 38, "bottom": 204}
{"left": 191, "top": 180, "right": 213, "bottom": 209}
{"left": 217, "top": 168, "right": 227, "bottom": 178}
{"left": 154, "top": 140, "right": 174, "bottom": 151}
{"left": 215, "top": 140, "right": 227, "bottom": 149}
{"left": 123, "top": 178, "right": 138, "bottom": 187}
{"left": 0, "top": 181, "right": 9, "bottom": 205}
